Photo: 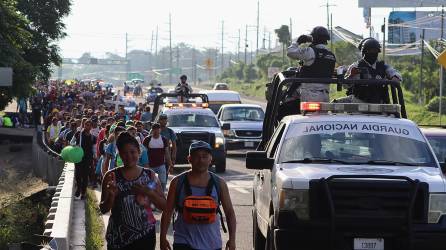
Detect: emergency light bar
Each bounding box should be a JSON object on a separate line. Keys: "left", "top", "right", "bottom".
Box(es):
{"left": 165, "top": 102, "right": 209, "bottom": 109}
{"left": 300, "top": 102, "right": 401, "bottom": 116}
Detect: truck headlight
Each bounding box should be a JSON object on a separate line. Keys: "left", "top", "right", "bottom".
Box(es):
{"left": 428, "top": 193, "right": 446, "bottom": 223}
{"left": 279, "top": 189, "right": 309, "bottom": 220}
{"left": 215, "top": 136, "right": 225, "bottom": 149}
{"left": 223, "top": 129, "right": 235, "bottom": 137}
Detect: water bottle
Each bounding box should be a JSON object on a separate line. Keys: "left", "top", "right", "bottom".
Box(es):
{"left": 147, "top": 179, "right": 156, "bottom": 190}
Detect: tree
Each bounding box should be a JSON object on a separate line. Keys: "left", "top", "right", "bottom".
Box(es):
{"left": 243, "top": 64, "right": 258, "bottom": 82}
{"left": 275, "top": 25, "right": 291, "bottom": 64}
{"left": 0, "top": 0, "right": 71, "bottom": 110}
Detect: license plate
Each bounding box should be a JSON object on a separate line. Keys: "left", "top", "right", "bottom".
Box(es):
{"left": 244, "top": 141, "right": 254, "bottom": 147}
{"left": 354, "top": 238, "right": 384, "bottom": 250}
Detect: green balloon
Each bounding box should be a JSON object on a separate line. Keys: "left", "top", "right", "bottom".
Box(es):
{"left": 116, "top": 155, "right": 123, "bottom": 167}
{"left": 61, "top": 145, "right": 84, "bottom": 163}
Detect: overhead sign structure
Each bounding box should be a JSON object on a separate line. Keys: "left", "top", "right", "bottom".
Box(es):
{"left": 0, "top": 67, "right": 13, "bottom": 87}
{"left": 359, "top": 0, "right": 446, "bottom": 8}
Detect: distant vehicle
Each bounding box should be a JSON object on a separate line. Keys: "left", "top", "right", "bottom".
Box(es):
{"left": 146, "top": 86, "right": 164, "bottom": 103}
{"left": 213, "top": 82, "right": 229, "bottom": 90}
{"left": 421, "top": 127, "right": 446, "bottom": 166}
{"left": 199, "top": 90, "right": 242, "bottom": 114}
{"left": 217, "top": 104, "right": 264, "bottom": 150}
{"left": 123, "top": 97, "right": 137, "bottom": 114}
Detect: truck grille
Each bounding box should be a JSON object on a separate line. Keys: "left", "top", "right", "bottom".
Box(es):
{"left": 178, "top": 132, "right": 215, "bottom": 146}
{"left": 235, "top": 130, "right": 262, "bottom": 138}
{"left": 309, "top": 176, "right": 429, "bottom": 231}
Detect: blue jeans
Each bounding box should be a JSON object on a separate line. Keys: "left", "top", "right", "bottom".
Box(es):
{"left": 151, "top": 164, "right": 167, "bottom": 192}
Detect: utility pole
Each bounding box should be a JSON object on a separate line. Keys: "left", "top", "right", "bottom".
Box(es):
{"left": 150, "top": 30, "right": 154, "bottom": 53}
{"left": 168, "top": 14, "right": 173, "bottom": 84}
{"left": 382, "top": 18, "right": 386, "bottom": 61}
{"left": 420, "top": 29, "right": 425, "bottom": 105}
{"left": 192, "top": 47, "right": 197, "bottom": 85}
{"left": 268, "top": 32, "right": 271, "bottom": 52}
{"left": 256, "top": 0, "right": 260, "bottom": 56}
{"left": 289, "top": 18, "right": 293, "bottom": 44}
{"left": 245, "top": 24, "right": 248, "bottom": 64}
{"left": 125, "top": 32, "right": 129, "bottom": 80}
{"left": 155, "top": 26, "right": 159, "bottom": 68}
{"left": 237, "top": 29, "right": 241, "bottom": 61}
{"left": 221, "top": 21, "right": 224, "bottom": 74}
{"left": 262, "top": 27, "right": 266, "bottom": 50}
{"left": 176, "top": 46, "right": 180, "bottom": 80}
{"left": 330, "top": 14, "right": 333, "bottom": 52}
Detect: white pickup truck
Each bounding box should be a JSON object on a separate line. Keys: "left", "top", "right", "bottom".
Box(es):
{"left": 248, "top": 102, "right": 446, "bottom": 250}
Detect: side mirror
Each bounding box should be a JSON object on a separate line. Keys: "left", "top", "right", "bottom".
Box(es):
{"left": 246, "top": 151, "right": 274, "bottom": 170}
{"left": 221, "top": 123, "right": 230, "bottom": 130}
{"left": 441, "top": 159, "right": 446, "bottom": 174}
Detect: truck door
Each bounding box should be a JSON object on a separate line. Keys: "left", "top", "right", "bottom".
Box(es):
{"left": 256, "top": 123, "right": 286, "bottom": 234}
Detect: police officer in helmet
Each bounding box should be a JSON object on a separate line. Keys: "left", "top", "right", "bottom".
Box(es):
{"left": 287, "top": 26, "right": 336, "bottom": 102}
{"left": 338, "top": 37, "right": 402, "bottom": 103}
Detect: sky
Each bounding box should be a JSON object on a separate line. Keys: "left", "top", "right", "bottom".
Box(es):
{"left": 58, "top": 0, "right": 432, "bottom": 58}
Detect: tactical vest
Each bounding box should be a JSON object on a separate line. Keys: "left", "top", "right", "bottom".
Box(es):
{"left": 351, "top": 59, "right": 390, "bottom": 103}
{"left": 300, "top": 46, "right": 336, "bottom": 78}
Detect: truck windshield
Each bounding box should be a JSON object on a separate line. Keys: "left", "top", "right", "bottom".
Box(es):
{"left": 426, "top": 136, "right": 446, "bottom": 163}
{"left": 221, "top": 107, "right": 265, "bottom": 121}
{"left": 279, "top": 122, "right": 436, "bottom": 167}
{"left": 168, "top": 113, "right": 219, "bottom": 127}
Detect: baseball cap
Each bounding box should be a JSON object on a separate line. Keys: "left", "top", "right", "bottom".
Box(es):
{"left": 159, "top": 114, "right": 168, "bottom": 120}
{"left": 189, "top": 141, "right": 212, "bottom": 155}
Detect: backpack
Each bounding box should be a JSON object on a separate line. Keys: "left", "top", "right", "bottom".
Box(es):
{"left": 174, "top": 171, "right": 227, "bottom": 233}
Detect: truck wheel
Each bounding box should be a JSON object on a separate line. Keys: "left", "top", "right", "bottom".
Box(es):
{"left": 265, "top": 215, "right": 275, "bottom": 250}
{"left": 215, "top": 159, "right": 226, "bottom": 173}
{"left": 252, "top": 208, "right": 265, "bottom": 250}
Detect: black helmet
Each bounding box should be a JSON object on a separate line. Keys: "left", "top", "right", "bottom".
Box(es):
{"left": 180, "top": 74, "right": 187, "bottom": 80}
{"left": 360, "top": 37, "right": 381, "bottom": 54}
{"left": 310, "top": 26, "right": 330, "bottom": 43}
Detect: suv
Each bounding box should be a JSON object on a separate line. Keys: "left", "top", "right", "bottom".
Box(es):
{"left": 248, "top": 73, "right": 446, "bottom": 250}
{"left": 217, "top": 104, "right": 264, "bottom": 149}
{"left": 152, "top": 93, "right": 227, "bottom": 173}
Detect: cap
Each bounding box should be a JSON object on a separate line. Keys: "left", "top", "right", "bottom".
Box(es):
{"left": 159, "top": 114, "right": 168, "bottom": 120}
{"left": 189, "top": 141, "right": 212, "bottom": 155}
{"left": 152, "top": 123, "right": 161, "bottom": 129}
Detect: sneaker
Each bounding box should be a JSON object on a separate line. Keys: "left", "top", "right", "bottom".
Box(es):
{"left": 75, "top": 190, "right": 80, "bottom": 198}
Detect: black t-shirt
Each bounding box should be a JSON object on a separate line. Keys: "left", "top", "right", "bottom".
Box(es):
{"left": 74, "top": 131, "right": 97, "bottom": 159}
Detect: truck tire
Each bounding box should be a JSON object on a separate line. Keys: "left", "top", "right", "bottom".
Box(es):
{"left": 215, "top": 159, "right": 226, "bottom": 173}
{"left": 265, "top": 215, "right": 275, "bottom": 250}
{"left": 252, "top": 208, "right": 266, "bottom": 250}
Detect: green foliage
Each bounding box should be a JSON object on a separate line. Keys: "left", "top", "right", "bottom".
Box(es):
{"left": 0, "top": 194, "right": 49, "bottom": 249}
{"left": 0, "top": 0, "right": 71, "bottom": 110}
{"left": 426, "top": 96, "right": 446, "bottom": 113}
{"left": 331, "top": 41, "right": 361, "bottom": 66}
{"left": 243, "top": 64, "right": 258, "bottom": 82}
{"left": 274, "top": 25, "right": 291, "bottom": 46}
{"left": 86, "top": 189, "right": 104, "bottom": 250}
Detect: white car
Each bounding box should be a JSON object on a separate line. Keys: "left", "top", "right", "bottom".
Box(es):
{"left": 217, "top": 104, "right": 264, "bottom": 150}
{"left": 249, "top": 102, "right": 446, "bottom": 250}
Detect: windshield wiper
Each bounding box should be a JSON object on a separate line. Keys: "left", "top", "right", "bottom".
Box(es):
{"left": 360, "top": 160, "right": 419, "bottom": 166}
{"left": 282, "top": 158, "right": 354, "bottom": 164}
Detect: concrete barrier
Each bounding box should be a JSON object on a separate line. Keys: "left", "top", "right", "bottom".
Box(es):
{"left": 31, "top": 131, "right": 65, "bottom": 185}
{"left": 43, "top": 163, "right": 75, "bottom": 250}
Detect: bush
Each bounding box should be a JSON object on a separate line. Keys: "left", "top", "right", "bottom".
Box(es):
{"left": 426, "top": 96, "right": 446, "bottom": 113}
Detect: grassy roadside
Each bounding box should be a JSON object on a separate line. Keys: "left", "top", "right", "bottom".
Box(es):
{"left": 86, "top": 188, "right": 104, "bottom": 250}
